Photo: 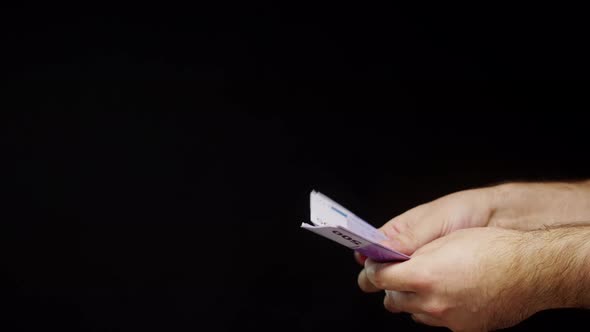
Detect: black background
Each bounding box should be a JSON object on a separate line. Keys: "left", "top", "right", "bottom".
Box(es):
{"left": 3, "top": 3, "right": 590, "bottom": 332}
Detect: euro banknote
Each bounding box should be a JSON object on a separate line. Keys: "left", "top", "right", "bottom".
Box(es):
{"left": 301, "top": 191, "right": 410, "bottom": 262}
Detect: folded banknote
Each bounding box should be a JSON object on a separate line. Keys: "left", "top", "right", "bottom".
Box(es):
{"left": 301, "top": 191, "right": 410, "bottom": 262}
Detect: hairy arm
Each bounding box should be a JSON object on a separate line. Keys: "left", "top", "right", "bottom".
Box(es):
{"left": 362, "top": 180, "right": 590, "bottom": 257}
{"left": 360, "top": 225, "right": 590, "bottom": 331}
{"left": 356, "top": 180, "right": 590, "bottom": 330}
{"left": 489, "top": 180, "right": 590, "bottom": 231}
{"left": 524, "top": 225, "right": 590, "bottom": 311}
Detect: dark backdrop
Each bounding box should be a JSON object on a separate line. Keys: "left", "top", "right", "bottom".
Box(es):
{"left": 2, "top": 3, "right": 590, "bottom": 332}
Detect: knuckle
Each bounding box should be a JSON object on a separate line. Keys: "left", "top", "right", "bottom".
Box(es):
{"left": 369, "top": 271, "right": 386, "bottom": 289}
{"left": 358, "top": 270, "right": 378, "bottom": 292}
{"left": 389, "top": 217, "right": 409, "bottom": 234}
{"left": 409, "top": 269, "right": 434, "bottom": 291}
{"left": 383, "top": 291, "right": 402, "bottom": 313}
{"left": 365, "top": 266, "right": 386, "bottom": 289}
{"left": 383, "top": 295, "right": 396, "bottom": 312}
{"left": 422, "top": 300, "right": 448, "bottom": 318}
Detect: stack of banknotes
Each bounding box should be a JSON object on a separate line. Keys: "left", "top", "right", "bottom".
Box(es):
{"left": 301, "top": 191, "right": 410, "bottom": 262}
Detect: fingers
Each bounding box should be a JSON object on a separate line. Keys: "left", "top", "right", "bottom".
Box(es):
{"left": 378, "top": 204, "right": 445, "bottom": 256}
{"left": 410, "top": 313, "right": 445, "bottom": 327}
{"left": 364, "top": 259, "right": 421, "bottom": 292}
{"left": 384, "top": 291, "right": 446, "bottom": 327}
{"left": 384, "top": 290, "right": 422, "bottom": 313}
{"left": 357, "top": 268, "right": 381, "bottom": 292}
{"left": 383, "top": 290, "right": 402, "bottom": 313}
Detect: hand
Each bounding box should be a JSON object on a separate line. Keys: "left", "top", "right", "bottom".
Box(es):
{"left": 354, "top": 181, "right": 590, "bottom": 330}
{"left": 356, "top": 181, "right": 590, "bottom": 284}
{"left": 374, "top": 187, "right": 495, "bottom": 256}
{"left": 362, "top": 227, "right": 556, "bottom": 331}
{"left": 356, "top": 187, "right": 502, "bottom": 294}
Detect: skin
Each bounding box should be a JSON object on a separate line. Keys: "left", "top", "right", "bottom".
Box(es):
{"left": 356, "top": 180, "right": 590, "bottom": 331}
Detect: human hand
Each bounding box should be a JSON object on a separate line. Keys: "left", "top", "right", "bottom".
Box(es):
{"left": 356, "top": 187, "right": 499, "bottom": 292}
{"left": 355, "top": 181, "right": 590, "bottom": 263}
{"left": 361, "top": 227, "right": 560, "bottom": 331}
{"left": 354, "top": 182, "right": 590, "bottom": 330}
{"left": 367, "top": 187, "right": 496, "bottom": 258}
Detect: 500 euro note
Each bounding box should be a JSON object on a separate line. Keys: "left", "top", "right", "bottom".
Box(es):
{"left": 301, "top": 191, "right": 410, "bottom": 262}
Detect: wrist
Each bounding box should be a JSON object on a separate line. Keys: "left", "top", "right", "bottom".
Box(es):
{"left": 484, "top": 183, "right": 522, "bottom": 229}
{"left": 488, "top": 181, "right": 590, "bottom": 230}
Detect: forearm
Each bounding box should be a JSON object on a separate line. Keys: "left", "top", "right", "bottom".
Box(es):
{"left": 488, "top": 180, "right": 590, "bottom": 230}
{"left": 523, "top": 225, "right": 590, "bottom": 310}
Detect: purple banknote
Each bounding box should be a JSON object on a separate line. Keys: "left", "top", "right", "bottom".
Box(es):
{"left": 301, "top": 191, "right": 410, "bottom": 262}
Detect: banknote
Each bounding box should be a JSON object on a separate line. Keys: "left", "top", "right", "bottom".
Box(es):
{"left": 301, "top": 191, "right": 410, "bottom": 262}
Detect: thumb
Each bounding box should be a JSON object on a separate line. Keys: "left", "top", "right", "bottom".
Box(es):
{"left": 378, "top": 205, "right": 444, "bottom": 256}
